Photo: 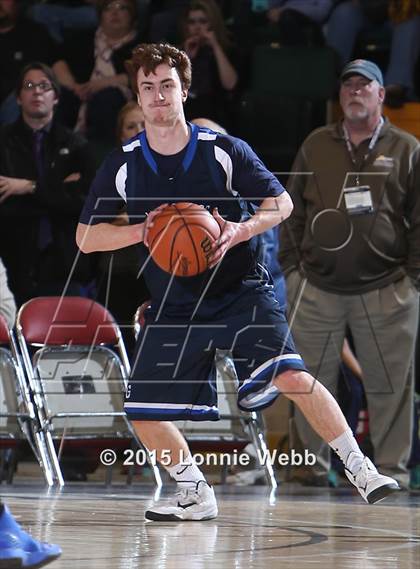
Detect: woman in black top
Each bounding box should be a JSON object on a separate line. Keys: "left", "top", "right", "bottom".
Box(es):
{"left": 53, "top": 0, "right": 141, "bottom": 145}
{"left": 180, "top": 0, "right": 239, "bottom": 130}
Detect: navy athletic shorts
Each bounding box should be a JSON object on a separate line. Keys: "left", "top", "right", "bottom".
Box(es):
{"left": 124, "top": 288, "right": 306, "bottom": 421}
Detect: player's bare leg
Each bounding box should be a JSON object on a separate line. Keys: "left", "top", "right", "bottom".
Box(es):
{"left": 132, "top": 420, "right": 190, "bottom": 465}
{"left": 274, "top": 370, "right": 400, "bottom": 503}
{"left": 274, "top": 371, "right": 348, "bottom": 441}
{"left": 132, "top": 420, "right": 218, "bottom": 521}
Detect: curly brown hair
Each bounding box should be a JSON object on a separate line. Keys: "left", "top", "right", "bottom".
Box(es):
{"left": 125, "top": 43, "right": 192, "bottom": 95}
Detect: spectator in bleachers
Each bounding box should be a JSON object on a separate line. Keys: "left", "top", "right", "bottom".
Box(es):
{"left": 0, "top": 62, "right": 96, "bottom": 306}
{"left": 280, "top": 58, "right": 420, "bottom": 487}
{"left": 0, "top": 0, "right": 60, "bottom": 125}
{"left": 29, "top": 0, "right": 99, "bottom": 43}
{"left": 148, "top": 0, "right": 189, "bottom": 43}
{"left": 326, "top": 0, "right": 420, "bottom": 106}
{"left": 53, "top": 0, "right": 141, "bottom": 146}
{"left": 191, "top": 115, "right": 227, "bottom": 132}
{"left": 117, "top": 98, "right": 145, "bottom": 140}
{"left": 231, "top": 0, "right": 332, "bottom": 49}
{"left": 266, "top": 0, "right": 333, "bottom": 46}
{"left": 180, "top": 0, "right": 239, "bottom": 129}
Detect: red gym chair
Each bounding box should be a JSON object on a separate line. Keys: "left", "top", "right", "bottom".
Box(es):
{"left": 0, "top": 314, "right": 54, "bottom": 485}
{"left": 16, "top": 296, "right": 161, "bottom": 487}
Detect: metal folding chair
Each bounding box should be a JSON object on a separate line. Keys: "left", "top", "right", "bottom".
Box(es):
{"left": 16, "top": 296, "right": 161, "bottom": 487}
{"left": 134, "top": 304, "right": 278, "bottom": 490}
{"left": 0, "top": 314, "right": 54, "bottom": 485}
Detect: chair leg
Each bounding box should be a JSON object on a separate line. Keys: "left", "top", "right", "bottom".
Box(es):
{"left": 44, "top": 432, "right": 65, "bottom": 487}
{"left": 34, "top": 432, "right": 55, "bottom": 487}
{"left": 105, "top": 464, "right": 113, "bottom": 487}
{"left": 0, "top": 449, "right": 5, "bottom": 483}
{"left": 221, "top": 462, "right": 228, "bottom": 485}
{"left": 126, "top": 439, "right": 136, "bottom": 486}
{"left": 126, "top": 463, "right": 135, "bottom": 486}
{"left": 5, "top": 448, "right": 18, "bottom": 484}
{"left": 246, "top": 412, "right": 278, "bottom": 491}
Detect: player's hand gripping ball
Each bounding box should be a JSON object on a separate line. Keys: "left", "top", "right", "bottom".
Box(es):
{"left": 147, "top": 202, "right": 221, "bottom": 277}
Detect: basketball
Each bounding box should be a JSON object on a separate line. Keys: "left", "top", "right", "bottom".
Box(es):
{"left": 147, "top": 202, "right": 221, "bottom": 277}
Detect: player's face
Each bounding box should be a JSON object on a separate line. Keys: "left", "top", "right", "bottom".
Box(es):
{"left": 136, "top": 64, "right": 187, "bottom": 127}
{"left": 340, "top": 75, "right": 384, "bottom": 123}
{"left": 120, "top": 107, "right": 145, "bottom": 141}
{"left": 186, "top": 9, "right": 210, "bottom": 38}
{"left": 17, "top": 69, "right": 58, "bottom": 121}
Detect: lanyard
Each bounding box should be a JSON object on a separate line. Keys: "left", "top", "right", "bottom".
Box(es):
{"left": 342, "top": 117, "right": 384, "bottom": 186}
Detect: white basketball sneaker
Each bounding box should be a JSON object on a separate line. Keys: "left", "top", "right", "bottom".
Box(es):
{"left": 145, "top": 481, "right": 218, "bottom": 522}
{"left": 345, "top": 457, "right": 400, "bottom": 504}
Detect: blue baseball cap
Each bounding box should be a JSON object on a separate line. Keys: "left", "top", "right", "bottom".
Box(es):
{"left": 340, "top": 59, "right": 384, "bottom": 86}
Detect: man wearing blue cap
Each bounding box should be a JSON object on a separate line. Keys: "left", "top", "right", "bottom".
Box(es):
{"left": 280, "top": 58, "right": 420, "bottom": 488}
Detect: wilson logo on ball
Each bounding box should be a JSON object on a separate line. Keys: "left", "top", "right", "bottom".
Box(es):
{"left": 148, "top": 202, "right": 221, "bottom": 277}
{"left": 200, "top": 236, "right": 213, "bottom": 263}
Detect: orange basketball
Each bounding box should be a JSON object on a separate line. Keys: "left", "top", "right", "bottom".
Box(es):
{"left": 147, "top": 202, "right": 221, "bottom": 277}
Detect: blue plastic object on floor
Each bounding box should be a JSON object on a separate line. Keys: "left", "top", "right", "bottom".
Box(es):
{"left": 0, "top": 505, "right": 61, "bottom": 568}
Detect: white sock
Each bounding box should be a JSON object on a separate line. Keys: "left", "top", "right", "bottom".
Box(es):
{"left": 329, "top": 429, "right": 365, "bottom": 474}
{"left": 166, "top": 453, "right": 206, "bottom": 488}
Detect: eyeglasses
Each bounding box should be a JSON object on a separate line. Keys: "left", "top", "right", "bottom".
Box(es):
{"left": 188, "top": 17, "right": 209, "bottom": 25}
{"left": 103, "top": 1, "right": 131, "bottom": 11}
{"left": 22, "top": 81, "right": 54, "bottom": 93}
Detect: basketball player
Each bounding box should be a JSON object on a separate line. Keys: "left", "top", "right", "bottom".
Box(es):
{"left": 76, "top": 43, "right": 399, "bottom": 522}
{"left": 0, "top": 499, "right": 61, "bottom": 568}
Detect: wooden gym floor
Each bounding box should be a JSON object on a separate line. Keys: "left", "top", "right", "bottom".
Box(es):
{"left": 1, "top": 484, "right": 419, "bottom": 569}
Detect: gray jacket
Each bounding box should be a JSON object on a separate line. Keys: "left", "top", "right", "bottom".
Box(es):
{"left": 280, "top": 119, "right": 420, "bottom": 294}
